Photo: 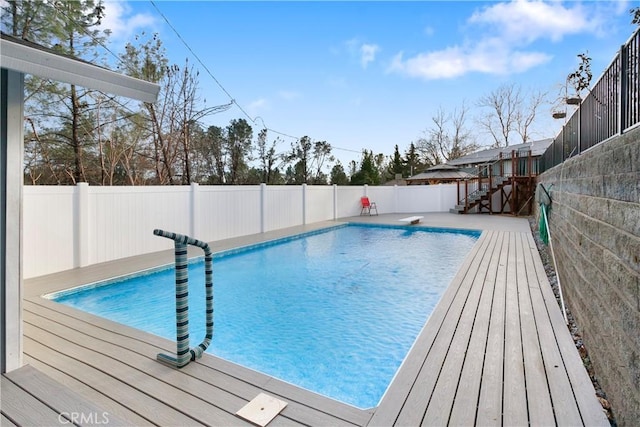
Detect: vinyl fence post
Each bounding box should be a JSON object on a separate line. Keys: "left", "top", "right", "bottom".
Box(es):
{"left": 333, "top": 184, "right": 338, "bottom": 220}
{"left": 190, "top": 182, "right": 199, "bottom": 238}
{"left": 75, "top": 182, "right": 90, "bottom": 268}
{"left": 260, "top": 183, "right": 267, "bottom": 232}
{"left": 302, "top": 183, "right": 307, "bottom": 225}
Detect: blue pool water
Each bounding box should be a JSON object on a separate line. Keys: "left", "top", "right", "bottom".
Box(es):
{"left": 51, "top": 224, "right": 480, "bottom": 409}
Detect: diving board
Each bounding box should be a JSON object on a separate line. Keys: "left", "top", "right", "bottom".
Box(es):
{"left": 398, "top": 216, "right": 424, "bottom": 225}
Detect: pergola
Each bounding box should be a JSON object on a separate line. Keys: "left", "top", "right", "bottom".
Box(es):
{"left": 406, "top": 164, "right": 475, "bottom": 185}
{"left": 0, "top": 33, "right": 159, "bottom": 373}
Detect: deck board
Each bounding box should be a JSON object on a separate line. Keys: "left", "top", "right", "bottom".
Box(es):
{"left": 1, "top": 373, "right": 63, "bottom": 426}
{"left": 502, "top": 232, "right": 529, "bottom": 426}
{"left": 447, "top": 229, "right": 505, "bottom": 425}
{"left": 384, "top": 232, "right": 494, "bottom": 426}
{"left": 475, "top": 231, "right": 509, "bottom": 425}
{"left": 23, "top": 355, "right": 155, "bottom": 426}
{"left": 11, "top": 215, "right": 608, "bottom": 426}
{"left": 1, "top": 413, "right": 19, "bottom": 426}
{"left": 367, "top": 231, "right": 492, "bottom": 426}
{"left": 420, "top": 230, "right": 500, "bottom": 425}
{"left": 23, "top": 297, "right": 369, "bottom": 426}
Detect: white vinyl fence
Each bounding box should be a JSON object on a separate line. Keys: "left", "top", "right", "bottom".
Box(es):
{"left": 23, "top": 183, "right": 458, "bottom": 278}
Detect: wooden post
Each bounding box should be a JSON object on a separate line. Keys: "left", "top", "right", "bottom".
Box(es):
{"left": 490, "top": 164, "right": 494, "bottom": 214}
{"left": 464, "top": 180, "right": 469, "bottom": 211}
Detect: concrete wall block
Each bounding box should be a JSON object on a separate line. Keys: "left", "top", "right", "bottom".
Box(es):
{"left": 614, "top": 231, "right": 640, "bottom": 272}
{"left": 538, "top": 126, "right": 640, "bottom": 424}
{"left": 552, "top": 205, "right": 605, "bottom": 271}
{"left": 593, "top": 360, "right": 639, "bottom": 427}
{"left": 553, "top": 226, "right": 613, "bottom": 314}
{"left": 562, "top": 175, "right": 604, "bottom": 197}
{"left": 589, "top": 344, "right": 640, "bottom": 427}
{"left": 603, "top": 172, "right": 640, "bottom": 203}
{"left": 610, "top": 142, "right": 636, "bottom": 174}
{"left": 602, "top": 250, "right": 640, "bottom": 306}
{"left": 630, "top": 137, "right": 640, "bottom": 172}
{"left": 604, "top": 199, "right": 640, "bottom": 237}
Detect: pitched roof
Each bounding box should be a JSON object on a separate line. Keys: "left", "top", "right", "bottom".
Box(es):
{"left": 447, "top": 138, "right": 553, "bottom": 166}
{"left": 407, "top": 164, "right": 475, "bottom": 181}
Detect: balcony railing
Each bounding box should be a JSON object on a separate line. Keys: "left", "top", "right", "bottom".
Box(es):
{"left": 541, "top": 27, "right": 640, "bottom": 172}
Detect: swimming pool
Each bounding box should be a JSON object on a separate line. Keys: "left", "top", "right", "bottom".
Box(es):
{"left": 50, "top": 224, "right": 480, "bottom": 409}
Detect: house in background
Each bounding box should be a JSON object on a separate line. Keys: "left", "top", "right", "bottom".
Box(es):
{"left": 445, "top": 138, "right": 554, "bottom": 215}
{"left": 0, "top": 32, "right": 159, "bottom": 374}
{"left": 447, "top": 138, "right": 554, "bottom": 177}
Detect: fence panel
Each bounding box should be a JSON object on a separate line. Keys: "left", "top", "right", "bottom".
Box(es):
{"left": 23, "top": 186, "right": 75, "bottom": 278}
{"left": 199, "top": 186, "right": 262, "bottom": 241}
{"left": 264, "top": 186, "right": 303, "bottom": 232}
{"left": 305, "top": 185, "right": 335, "bottom": 224}
{"left": 90, "top": 186, "right": 190, "bottom": 265}
{"left": 397, "top": 185, "right": 456, "bottom": 212}
{"left": 366, "top": 186, "right": 396, "bottom": 214}
{"left": 24, "top": 183, "right": 462, "bottom": 278}
{"left": 336, "top": 186, "right": 365, "bottom": 217}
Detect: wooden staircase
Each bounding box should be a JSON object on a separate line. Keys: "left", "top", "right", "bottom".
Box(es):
{"left": 450, "top": 176, "right": 509, "bottom": 214}
{"left": 450, "top": 149, "right": 537, "bottom": 215}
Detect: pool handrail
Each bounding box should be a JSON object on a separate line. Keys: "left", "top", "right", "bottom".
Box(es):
{"left": 153, "top": 229, "right": 214, "bottom": 368}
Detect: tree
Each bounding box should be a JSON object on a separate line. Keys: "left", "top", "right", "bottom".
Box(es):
{"left": 631, "top": 7, "right": 640, "bottom": 25}
{"left": 286, "top": 136, "right": 334, "bottom": 184}
{"left": 120, "top": 33, "right": 232, "bottom": 184}
{"left": 255, "top": 129, "right": 282, "bottom": 184}
{"left": 330, "top": 162, "right": 349, "bottom": 185}
{"left": 567, "top": 52, "right": 592, "bottom": 99}
{"left": 225, "top": 118, "right": 253, "bottom": 184}
{"left": 476, "top": 83, "right": 546, "bottom": 147}
{"left": 120, "top": 33, "right": 173, "bottom": 183}
{"left": 5, "top": 0, "right": 111, "bottom": 184}
{"left": 350, "top": 150, "right": 381, "bottom": 185}
{"left": 403, "top": 143, "right": 421, "bottom": 177}
{"left": 200, "top": 125, "right": 226, "bottom": 184}
{"left": 389, "top": 145, "right": 404, "bottom": 177}
{"left": 416, "top": 104, "right": 480, "bottom": 166}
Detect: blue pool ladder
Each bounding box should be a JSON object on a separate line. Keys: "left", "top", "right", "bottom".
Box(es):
{"left": 153, "top": 229, "right": 214, "bottom": 368}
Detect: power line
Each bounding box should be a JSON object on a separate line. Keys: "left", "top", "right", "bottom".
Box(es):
{"left": 149, "top": 0, "right": 254, "bottom": 122}
{"left": 12, "top": 0, "right": 366, "bottom": 160}
{"left": 147, "top": 1, "right": 365, "bottom": 157}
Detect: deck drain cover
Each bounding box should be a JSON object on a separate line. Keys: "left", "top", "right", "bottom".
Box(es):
{"left": 236, "top": 393, "right": 288, "bottom": 426}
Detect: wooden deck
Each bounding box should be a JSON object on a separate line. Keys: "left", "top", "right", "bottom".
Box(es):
{"left": 3, "top": 215, "right": 608, "bottom": 426}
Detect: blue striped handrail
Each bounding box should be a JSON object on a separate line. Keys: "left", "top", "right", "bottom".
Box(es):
{"left": 153, "top": 229, "right": 214, "bottom": 368}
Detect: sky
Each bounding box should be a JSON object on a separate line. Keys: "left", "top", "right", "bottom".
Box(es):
{"left": 97, "top": 0, "right": 638, "bottom": 167}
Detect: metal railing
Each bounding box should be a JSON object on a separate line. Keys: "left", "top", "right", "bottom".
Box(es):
{"left": 153, "top": 229, "right": 214, "bottom": 368}
{"left": 541, "top": 27, "right": 640, "bottom": 172}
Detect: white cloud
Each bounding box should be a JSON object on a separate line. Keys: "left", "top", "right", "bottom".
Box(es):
{"left": 388, "top": 37, "right": 552, "bottom": 79}
{"left": 469, "top": 0, "right": 592, "bottom": 43}
{"left": 388, "top": 0, "right": 595, "bottom": 80}
{"left": 99, "top": 1, "right": 157, "bottom": 42}
{"left": 360, "top": 43, "right": 380, "bottom": 68}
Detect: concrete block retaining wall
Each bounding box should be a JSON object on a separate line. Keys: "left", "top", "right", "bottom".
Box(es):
{"left": 536, "top": 126, "right": 640, "bottom": 425}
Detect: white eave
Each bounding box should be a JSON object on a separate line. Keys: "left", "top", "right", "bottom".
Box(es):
{"left": 1, "top": 34, "right": 159, "bottom": 103}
